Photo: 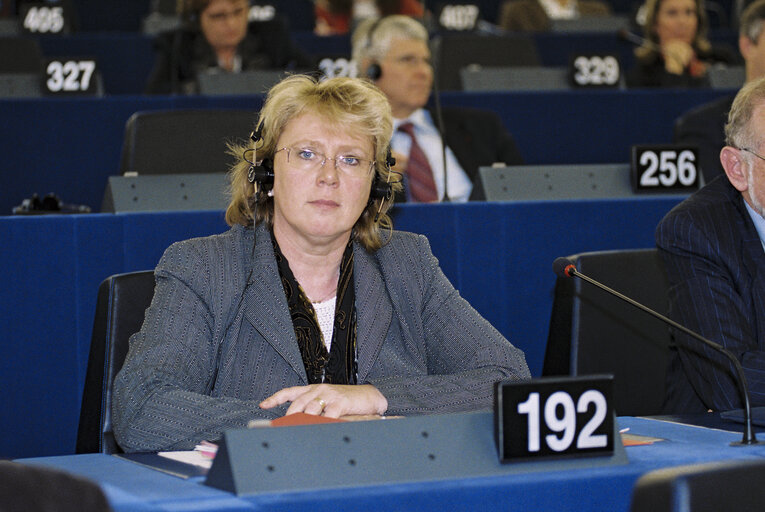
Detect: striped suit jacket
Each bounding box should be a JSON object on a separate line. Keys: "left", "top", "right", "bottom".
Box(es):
{"left": 656, "top": 175, "right": 765, "bottom": 412}
{"left": 112, "top": 223, "right": 530, "bottom": 452}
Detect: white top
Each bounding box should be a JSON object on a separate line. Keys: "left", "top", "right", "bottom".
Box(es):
{"left": 538, "top": 0, "right": 578, "bottom": 19}
{"left": 313, "top": 296, "right": 337, "bottom": 350}
{"left": 391, "top": 109, "right": 473, "bottom": 203}
{"left": 744, "top": 199, "right": 765, "bottom": 252}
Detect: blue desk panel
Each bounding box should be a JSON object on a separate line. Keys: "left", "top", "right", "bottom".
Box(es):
{"left": 17, "top": 417, "right": 765, "bottom": 512}
{"left": 0, "top": 198, "right": 683, "bottom": 459}
{"left": 0, "top": 89, "right": 727, "bottom": 215}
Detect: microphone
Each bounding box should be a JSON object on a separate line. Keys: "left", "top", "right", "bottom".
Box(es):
{"left": 617, "top": 28, "right": 661, "bottom": 53}
{"left": 431, "top": 50, "right": 449, "bottom": 203}
{"left": 553, "top": 256, "right": 761, "bottom": 446}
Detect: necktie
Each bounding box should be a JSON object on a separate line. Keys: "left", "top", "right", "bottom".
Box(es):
{"left": 398, "top": 122, "right": 439, "bottom": 203}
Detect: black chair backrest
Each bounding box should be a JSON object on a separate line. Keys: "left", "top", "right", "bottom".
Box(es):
{"left": 76, "top": 271, "right": 155, "bottom": 454}
{"left": 119, "top": 109, "right": 257, "bottom": 175}
{"left": 544, "top": 248, "right": 671, "bottom": 416}
{"left": 631, "top": 460, "right": 765, "bottom": 512}
{"left": 430, "top": 33, "right": 540, "bottom": 91}
{"left": 0, "top": 37, "right": 43, "bottom": 74}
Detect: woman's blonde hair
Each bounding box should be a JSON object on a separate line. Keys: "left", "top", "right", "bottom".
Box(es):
{"left": 636, "top": 0, "right": 710, "bottom": 60}
{"left": 225, "top": 74, "right": 401, "bottom": 251}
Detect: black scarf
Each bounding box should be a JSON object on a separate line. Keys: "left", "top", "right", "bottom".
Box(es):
{"left": 272, "top": 233, "right": 358, "bottom": 384}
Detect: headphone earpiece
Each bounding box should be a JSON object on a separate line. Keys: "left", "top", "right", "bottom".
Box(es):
{"left": 245, "top": 121, "right": 274, "bottom": 186}
{"left": 365, "top": 62, "right": 382, "bottom": 80}
{"left": 370, "top": 147, "right": 394, "bottom": 201}
{"left": 247, "top": 158, "right": 274, "bottom": 185}
{"left": 363, "top": 17, "right": 385, "bottom": 81}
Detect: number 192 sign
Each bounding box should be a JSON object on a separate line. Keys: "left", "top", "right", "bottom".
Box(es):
{"left": 494, "top": 376, "right": 614, "bottom": 462}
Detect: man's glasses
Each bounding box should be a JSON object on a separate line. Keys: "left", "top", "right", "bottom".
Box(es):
{"left": 741, "top": 147, "right": 765, "bottom": 163}
{"left": 275, "top": 146, "right": 375, "bottom": 178}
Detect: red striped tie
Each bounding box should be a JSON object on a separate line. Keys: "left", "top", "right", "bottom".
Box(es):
{"left": 398, "top": 122, "right": 439, "bottom": 203}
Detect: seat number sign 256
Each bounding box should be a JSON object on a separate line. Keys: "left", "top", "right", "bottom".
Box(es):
{"left": 494, "top": 376, "right": 614, "bottom": 462}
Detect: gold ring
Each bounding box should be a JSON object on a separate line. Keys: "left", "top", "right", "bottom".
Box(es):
{"left": 317, "top": 398, "right": 327, "bottom": 409}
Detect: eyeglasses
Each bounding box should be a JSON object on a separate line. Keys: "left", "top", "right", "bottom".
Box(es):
{"left": 741, "top": 147, "right": 765, "bottom": 163}
{"left": 275, "top": 146, "right": 375, "bottom": 178}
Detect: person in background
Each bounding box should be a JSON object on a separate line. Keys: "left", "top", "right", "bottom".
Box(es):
{"left": 498, "top": 0, "right": 611, "bottom": 32}
{"left": 626, "top": 0, "right": 737, "bottom": 87}
{"left": 145, "top": 0, "right": 312, "bottom": 94}
{"left": 656, "top": 75, "right": 765, "bottom": 413}
{"left": 351, "top": 15, "right": 524, "bottom": 202}
{"left": 113, "top": 74, "right": 530, "bottom": 452}
{"left": 674, "top": 0, "right": 765, "bottom": 183}
{"left": 315, "top": 0, "right": 424, "bottom": 35}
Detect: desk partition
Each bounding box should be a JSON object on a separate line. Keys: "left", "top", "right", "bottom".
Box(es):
{"left": 0, "top": 89, "right": 727, "bottom": 215}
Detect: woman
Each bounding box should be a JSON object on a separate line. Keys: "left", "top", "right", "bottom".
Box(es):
{"left": 145, "top": 0, "right": 312, "bottom": 94}
{"left": 626, "top": 0, "right": 736, "bottom": 87}
{"left": 112, "top": 75, "right": 530, "bottom": 452}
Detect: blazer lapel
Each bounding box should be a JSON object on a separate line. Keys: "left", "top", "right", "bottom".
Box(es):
{"left": 242, "top": 224, "right": 307, "bottom": 383}
{"left": 353, "top": 243, "right": 392, "bottom": 383}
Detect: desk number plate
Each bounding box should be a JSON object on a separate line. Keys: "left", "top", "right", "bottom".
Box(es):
{"left": 494, "top": 376, "right": 614, "bottom": 462}
{"left": 631, "top": 145, "right": 700, "bottom": 192}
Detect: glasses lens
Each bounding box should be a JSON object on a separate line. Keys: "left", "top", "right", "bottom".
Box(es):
{"left": 336, "top": 155, "right": 373, "bottom": 176}
{"left": 285, "top": 147, "right": 373, "bottom": 177}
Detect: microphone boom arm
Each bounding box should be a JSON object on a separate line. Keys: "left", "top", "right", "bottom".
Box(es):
{"left": 559, "top": 260, "right": 759, "bottom": 446}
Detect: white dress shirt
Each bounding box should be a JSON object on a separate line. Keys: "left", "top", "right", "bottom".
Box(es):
{"left": 391, "top": 109, "right": 473, "bottom": 203}
{"left": 744, "top": 199, "right": 765, "bottom": 252}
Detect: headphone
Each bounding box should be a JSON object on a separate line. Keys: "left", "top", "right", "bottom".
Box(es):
{"left": 364, "top": 17, "right": 386, "bottom": 80}
{"left": 246, "top": 122, "right": 275, "bottom": 187}
{"left": 245, "top": 120, "right": 395, "bottom": 204}
{"left": 179, "top": 0, "right": 201, "bottom": 26}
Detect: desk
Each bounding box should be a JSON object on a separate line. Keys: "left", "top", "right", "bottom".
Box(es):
{"left": 17, "top": 417, "right": 765, "bottom": 512}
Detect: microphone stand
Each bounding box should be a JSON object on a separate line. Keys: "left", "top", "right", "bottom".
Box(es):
{"left": 554, "top": 257, "right": 761, "bottom": 446}
{"left": 430, "top": 31, "right": 449, "bottom": 203}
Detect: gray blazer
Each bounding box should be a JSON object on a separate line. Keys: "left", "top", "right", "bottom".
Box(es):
{"left": 113, "top": 223, "right": 530, "bottom": 452}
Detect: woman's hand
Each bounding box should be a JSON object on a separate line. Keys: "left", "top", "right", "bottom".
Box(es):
{"left": 260, "top": 384, "right": 388, "bottom": 418}
{"left": 662, "top": 40, "right": 695, "bottom": 74}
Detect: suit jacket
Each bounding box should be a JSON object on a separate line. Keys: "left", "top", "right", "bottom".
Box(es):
{"left": 428, "top": 106, "right": 524, "bottom": 201}
{"left": 498, "top": 0, "right": 611, "bottom": 32}
{"left": 113, "top": 223, "right": 530, "bottom": 452}
{"left": 145, "top": 19, "right": 313, "bottom": 95}
{"left": 673, "top": 95, "right": 733, "bottom": 184}
{"left": 656, "top": 176, "right": 765, "bottom": 413}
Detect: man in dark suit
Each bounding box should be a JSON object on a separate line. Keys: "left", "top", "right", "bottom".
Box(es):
{"left": 657, "top": 75, "right": 765, "bottom": 413}
{"left": 351, "top": 15, "right": 523, "bottom": 202}
{"left": 673, "top": 0, "right": 765, "bottom": 184}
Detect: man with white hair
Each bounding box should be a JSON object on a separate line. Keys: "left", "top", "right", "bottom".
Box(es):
{"left": 351, "top": 15, "right": 523, "bottom": 202}
{"left": 657, "top": 75, "right": 765, "bottom": 413}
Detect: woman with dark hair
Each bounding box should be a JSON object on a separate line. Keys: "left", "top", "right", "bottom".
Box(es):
{"left": 626, "top": 0, "right": 737, "bottom": 87}
{"left": 145, "top": 0, "right": 312, "bottom": 94}
{"left": 113, "top": 75, "right": 530, "bottom": 452}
